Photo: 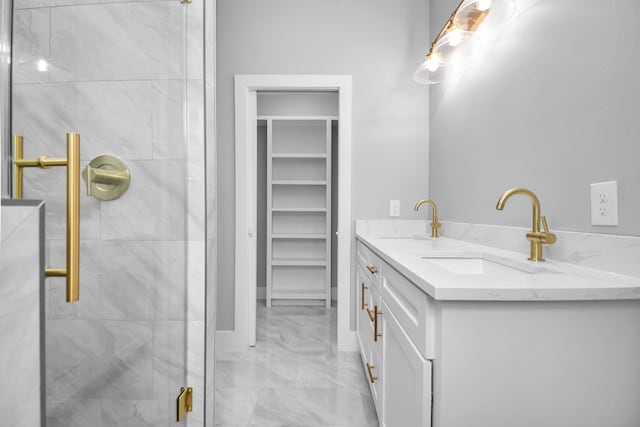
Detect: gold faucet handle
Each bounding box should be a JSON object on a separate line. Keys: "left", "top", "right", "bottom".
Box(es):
{"left": 84, "top": 164, "right": 97, "bottom": 196}
{"left": 540, "top": 216, "right": 557, "bottom": 244}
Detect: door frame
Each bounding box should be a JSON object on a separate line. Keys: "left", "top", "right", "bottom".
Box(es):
{"left": 229, "top": 74, "right": 355, "bottom": 351}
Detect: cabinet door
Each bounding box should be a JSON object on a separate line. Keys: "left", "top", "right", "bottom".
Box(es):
{"left": 382, "top": 301, "right": 432, "bottom": 427}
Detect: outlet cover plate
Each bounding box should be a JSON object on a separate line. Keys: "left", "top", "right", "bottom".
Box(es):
{"left": 590, "top": 181, "right": 618, "bottom": 226}
{"left": 389, "top": 200, "right": 400, "bottom": 217}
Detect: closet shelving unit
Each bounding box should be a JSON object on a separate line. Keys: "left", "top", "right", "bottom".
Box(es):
{"left": 262, "top": 115, "right": 336, "bottom": 308}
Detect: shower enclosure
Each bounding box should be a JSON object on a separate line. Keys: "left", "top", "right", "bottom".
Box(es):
{"left": 2, "top": 0, "right": 216, "bottom": 426}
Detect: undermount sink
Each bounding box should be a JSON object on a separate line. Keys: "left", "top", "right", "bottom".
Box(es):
{"left": 421, "top": 256, "right": 548, "bottom": 275}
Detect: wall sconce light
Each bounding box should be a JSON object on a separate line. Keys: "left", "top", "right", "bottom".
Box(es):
{"left": 414, "top": 0, "right": 501, "bottom": 84}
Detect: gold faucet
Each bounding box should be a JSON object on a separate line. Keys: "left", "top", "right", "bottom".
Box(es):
{"left": 414, "top": 199, "right": 441, "bottom": 238}
{"left": 496, "top": 188, "right": 556, "bottom": 261}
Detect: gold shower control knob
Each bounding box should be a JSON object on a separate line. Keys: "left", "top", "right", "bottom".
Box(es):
{"left": 82, "top": 155, "right": 131, "bottom": 201}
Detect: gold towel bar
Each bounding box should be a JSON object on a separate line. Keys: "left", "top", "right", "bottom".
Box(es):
{"left": 14, "top": 133, "right": 81, "bottom": 303}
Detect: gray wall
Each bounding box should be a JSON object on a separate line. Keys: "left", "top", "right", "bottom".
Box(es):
{"left": 430, "top": 0, "right": 640, "bottom": 236}
{"left": 217, "top": 0, "right": 430, "bottom": 330}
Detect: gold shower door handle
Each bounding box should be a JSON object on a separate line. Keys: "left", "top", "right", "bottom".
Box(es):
{"left": 14, "top": 133, "right": 81, "bottom": 302}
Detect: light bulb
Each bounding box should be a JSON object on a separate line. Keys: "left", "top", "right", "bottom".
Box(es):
{"left": 447, "top": 27, "right": 463, "bottom": 47}
{"left": 476, "top": 0, "right": 492, "bottom": 11}
{"left": 425, "top": 53, "right": 441, "bottom": 72}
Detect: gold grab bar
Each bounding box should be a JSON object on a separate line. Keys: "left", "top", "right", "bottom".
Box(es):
{"left": 14, "top": 133, "right": 81, "bottom": 303}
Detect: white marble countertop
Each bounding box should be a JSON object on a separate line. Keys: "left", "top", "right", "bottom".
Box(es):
{"left": 356, "top": 221, "right": 640, "bottom": 301}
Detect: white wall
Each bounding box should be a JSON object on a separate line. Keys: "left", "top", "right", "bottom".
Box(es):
{"left": 430, "top": 0, "right": 640, "bottom": 236}
{"left": 217, "top": 0, "right": 430, "bottom": 329}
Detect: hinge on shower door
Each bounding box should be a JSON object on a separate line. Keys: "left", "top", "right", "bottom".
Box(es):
{"left": 176, "top": 387, "right": 193, "bottom": 422}
{"left": 181, "top": 0, "right": 192, "bottom": 3}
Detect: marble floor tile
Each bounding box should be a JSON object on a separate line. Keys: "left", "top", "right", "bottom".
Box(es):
{"left": 215, "top": 302, "right": 378, "bottom": 426}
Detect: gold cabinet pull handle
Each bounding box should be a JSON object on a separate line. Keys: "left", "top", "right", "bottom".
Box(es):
{"left": 367, "top": 265, "right": 378, "bottom": 274}
{"left": 366, "top": 363, "right": 377, "bottom": 383}
{"left": 14, "top": 133, "right": 81, "bottom": 303}
{"left": 373, "top": 305, "right": 382, "bottom": 342}
{"left": 361, "top": 282, "right": 368, "bottom": 310}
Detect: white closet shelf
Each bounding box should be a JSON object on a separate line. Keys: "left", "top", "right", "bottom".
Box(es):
{"left": 266, "top": 117, "right": 332, "bottom": 308}
{"left": 258, "top": 115, "right": 338, "bottom": 120}
{"left": 270, "top": 291, "right": 328, "bottom": 300}
{"left": 272, "top": 259, "right": 327, "bottom": 267}
{"left": 272, "top": 233, "right": 327, "bottom": 240}
{"left": 272, "top": 206, "right": 326, "bottom": 212}
{"left": 271, "top": 153, "right": 327, "bottom": 159}
{"left": 272, "top": 180, "right": 327, "bottom": 186}
{"left": 272, "top": 207, "right": 327, "bottom": 213}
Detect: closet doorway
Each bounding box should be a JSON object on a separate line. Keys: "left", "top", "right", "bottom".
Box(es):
{"left": 258, "top": 92, "right": 337, "bottom": 309}
{"left": 233, "top": 75, "right": 355, "bottom": 351}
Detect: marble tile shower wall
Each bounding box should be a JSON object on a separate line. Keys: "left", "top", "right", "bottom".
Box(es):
{"left": 12, "top": 0, "right": 207, "bottom": 426}
{"left": 1, "top": 203, "right": 44, "bottom": 427}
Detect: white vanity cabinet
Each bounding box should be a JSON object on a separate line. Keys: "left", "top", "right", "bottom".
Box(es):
{"left": 356, "top": 240, "right": 433, "bottom": 427}
{"left": 356, "top": 231, "right": 640, "bottom": 427}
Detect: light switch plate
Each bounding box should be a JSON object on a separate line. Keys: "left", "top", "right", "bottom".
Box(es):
{"left": 590, "top": 181, "right": 618, "bottom": 226}
{"left": 389, "top": 200, "right": 400, "bottom": 217}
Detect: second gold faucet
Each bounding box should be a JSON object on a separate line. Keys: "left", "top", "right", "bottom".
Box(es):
{"left": 415, "top": 199, "right": 441, "bottom": 238}
{"left": 496, "top": 188, "right": 556, "bottom": 261}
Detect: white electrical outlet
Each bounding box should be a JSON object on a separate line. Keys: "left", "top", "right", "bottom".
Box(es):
{"left": 389, "top": 200, "right": 400, "bottom": 217}
{"left": 590, "top": 181, "right": 618, "bottom": 226}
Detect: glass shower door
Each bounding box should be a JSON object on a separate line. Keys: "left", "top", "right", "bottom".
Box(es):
{"left": 11, "top": 0, "right": 206, "bottom": 425}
